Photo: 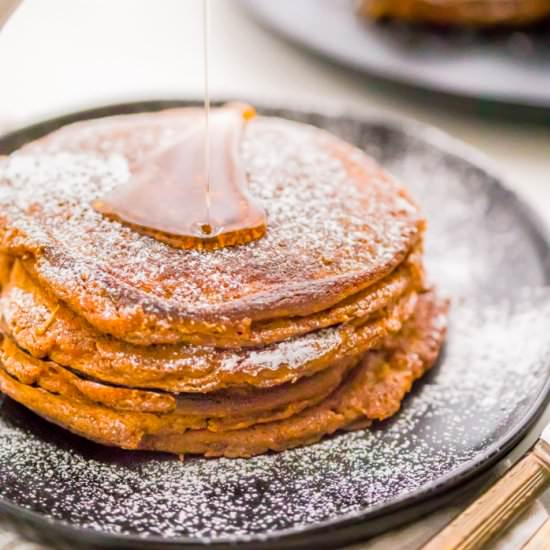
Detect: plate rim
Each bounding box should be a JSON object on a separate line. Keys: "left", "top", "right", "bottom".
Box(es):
{"left": 0, "top": 99, "right": 549, "bottom": 549}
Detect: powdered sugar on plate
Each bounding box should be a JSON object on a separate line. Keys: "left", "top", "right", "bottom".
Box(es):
{"left": 0, "top": 105, "right": 548, "bottom": 545}
{"left": 0, "top": 290, "right": 549, "bottom": 541}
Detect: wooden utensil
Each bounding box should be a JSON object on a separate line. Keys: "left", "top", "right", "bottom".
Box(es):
{"left": 0, "top": 0, "right": 21, "bottom": 29}
{"left": 522, "top": 517, "right": 550, "bottom": 550}
{"left": 424, "top": 423, "right": 550, "bottom": 550}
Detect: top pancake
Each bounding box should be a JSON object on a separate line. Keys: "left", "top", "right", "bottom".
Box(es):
{"left": 0, "top": 110, "right": 422, "bottom": 345}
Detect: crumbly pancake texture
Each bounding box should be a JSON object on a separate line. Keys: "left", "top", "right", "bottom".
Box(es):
{"left": 0, "top": 259, "right": 419, "bottom": 392}
{"left": 0, "top": 110, "right": 423, "bottom": 345}
{"left": 0, "top": 336, "right": 358, "bottom": 432}
{"left": 359, "top": 0, "right": 550, "bottom": 26}
{"left": 0, "top": 292, "right": 447, "bottom": 457}
{"left": 2, "top": 245, "right": 424, "bottom": 350}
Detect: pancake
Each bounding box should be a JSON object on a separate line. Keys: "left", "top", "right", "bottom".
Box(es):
{"left": 0, "top": 292, "right": 447, "bottom": 457}
{"left": 1, "top": 259, "right": 419, "bottom": 392}
{"left": 0, "top": 337, "right": 358, "bottom": 432}
{"left": 0, "top": 107, "right": 448, "bottom": 458}
{"left": 0, "top": 110, "right": 423, "bottom": 346}
{"left": 359, "top": 0, "right": 550, "bottom": 26}
{"left": 1, "top": 244, "right": 424, "bottom": 349}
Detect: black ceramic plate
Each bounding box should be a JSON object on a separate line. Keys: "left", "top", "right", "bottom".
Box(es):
{"left": 242, "top": 0, "right": 550, "bottom": 117}
{"left": 0, "top": 101, "right": 550, "bottom": 550}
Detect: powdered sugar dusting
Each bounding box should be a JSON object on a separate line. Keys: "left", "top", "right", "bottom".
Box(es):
{"left": 227, "top": 328, "right": 341, "bottom": 374}
{"left": 0, "top": 106, "right": 549, "bottom": 545}
{"left": 0, "top": 115, "right": 420, "bottom": 331}
{"left": 0, "top": 291, "right": 549, "bottom": 541}
{"left": 1, "top": 272, "right": 343, "bottom": 380}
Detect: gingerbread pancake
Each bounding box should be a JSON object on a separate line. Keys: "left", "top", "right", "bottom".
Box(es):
{"left": 0, "top": 110, "right": 423, "bottom": 346}
{"left": 0, "top": 337, "right": 358, "bottom": 432}
{"left": 0, "top": 106, "right": 448, "bottom": 458}
{"left": 0, "top": 259, "right": 418, "bottom": 392}
{"left": 359, "top": 0, "right": 550, "bottom": 26}
{"left": 0, "top": 292, "right": 447, "bottom": 457}
{"left": 1, "top": 245, "right": 424, "bottom": 349}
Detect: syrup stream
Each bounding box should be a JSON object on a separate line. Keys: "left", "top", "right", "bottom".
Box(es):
{"left": 202, "top": 0, "right": 211, "bottom": 232}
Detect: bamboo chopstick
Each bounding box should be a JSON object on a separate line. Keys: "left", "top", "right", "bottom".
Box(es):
{"left": 423, "top": 441, "right": 550, "bottom": 550}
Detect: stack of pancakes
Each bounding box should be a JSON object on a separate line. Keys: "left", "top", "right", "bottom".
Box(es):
{"left": 359, "top": 0, "right": 550, "bottom": 26}
{"left": 0, "top": 110, "right": 447, "bottom": 457}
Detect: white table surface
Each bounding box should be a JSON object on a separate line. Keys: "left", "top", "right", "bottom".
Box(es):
{"left": 0, "top": 1, "right": 549, "bottom": 549}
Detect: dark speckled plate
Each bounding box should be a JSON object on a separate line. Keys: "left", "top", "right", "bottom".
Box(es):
{"left": 242, "top": 0, "right": 550, "bottom": 119}
{"left": 0, "top": 101, "right": 550, "bottom": 550}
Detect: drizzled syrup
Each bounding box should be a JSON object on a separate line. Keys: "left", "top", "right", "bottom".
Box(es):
{"left": 93, "top": 0, "right": 266, "bottom": 250}
{"left": 202, "top": 0, "right": 211, "bottom": 218}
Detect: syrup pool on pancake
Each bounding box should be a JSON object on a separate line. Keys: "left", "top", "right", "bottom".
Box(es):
{"left": 93, "top": 103, "right": 267, "bottom": 250}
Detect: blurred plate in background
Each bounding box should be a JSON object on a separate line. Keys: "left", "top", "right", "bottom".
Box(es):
{"left": 242, "top": 0, "right": 550, "bottom": 119}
